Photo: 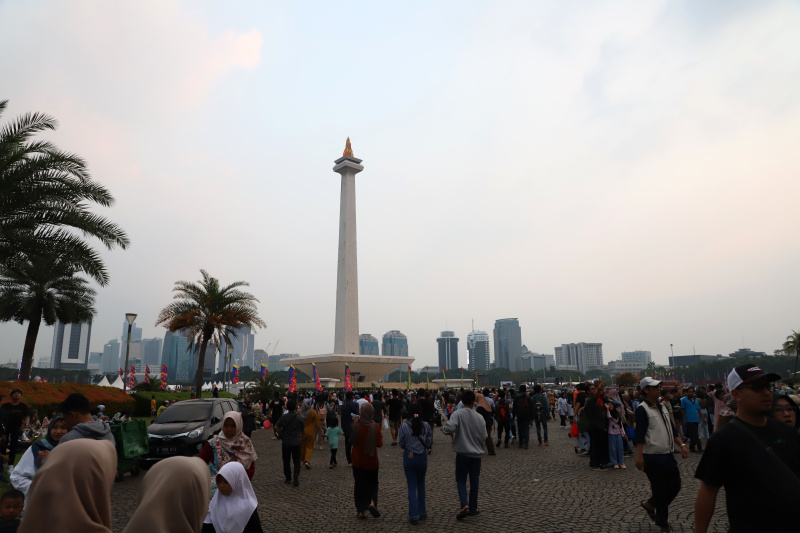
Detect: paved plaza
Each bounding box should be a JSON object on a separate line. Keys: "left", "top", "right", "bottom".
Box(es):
{"left": 111, "top": 423, "right": 730, "bottom": 532}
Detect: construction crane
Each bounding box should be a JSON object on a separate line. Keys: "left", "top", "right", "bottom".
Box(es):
{"left": 271, "top": 340, "right": 280, "bottom": 356}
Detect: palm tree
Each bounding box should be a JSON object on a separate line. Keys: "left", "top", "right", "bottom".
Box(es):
{"left": 0, "top": 254, "right": 96, "bottom": 381}
{"left": 0, "top": 99, "right": 129, "bottom": 285}
{"left": 156, "top": 270, "right": 266, "bottom": 394}
{"left": 784, "top": 330, "right": 800, "bottom": 377}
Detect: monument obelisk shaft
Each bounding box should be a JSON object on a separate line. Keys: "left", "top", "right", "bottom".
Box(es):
{"left": 333, "top": 138, "right": 363, "bottom": 355}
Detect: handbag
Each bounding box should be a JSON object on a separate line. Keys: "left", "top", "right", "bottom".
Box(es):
{"left": 569, "top": 423, "right": 579, "bottom": 438}
{"left": 625, "top": 425, "right": 636, "bottom": 441}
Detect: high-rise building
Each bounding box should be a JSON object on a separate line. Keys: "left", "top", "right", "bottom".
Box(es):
{"left": 493, "top": 318, "right": 522, "bottom": 371}
{"left": 359, "top": 334, "right": 379, "bottom": 355}
{"left": 269, "top": 354, "right": 295, "bottom": 373}
{"left": 437, "top": 331, "right": 459, "bottom": 370}
{"left": 467, "top": 331, "right": 490, "bottom": 372}
{"left": 101, "top": 339, "right": 120, "bottom": 374}
{"left": 50, "top": 320, "right": 92, "bottom": 370}
{"left": 222, "top": 326, "right": 255, "bottom": 369}
{"left": 121, "top": 320, "right": 143, "bottom": 345}
{"left": 163, "top": 330, "right": 192, "bottom": 382}
{"left": 555, "top": 343, "right": 603, "bottom": 373}
{"left": 254, "top": 349, "right": 269, "bottom": 368}
{"left": 141, "top": 338, "right": 163, "bottom": 369}
{"left": 382, "top": 331, "right": 408, "bottom": 357}
{"left": 621, "top": 350, "right": 652, "bottom": 365}
{"left": 520, "top": 345, "right": 555, "bottom": 372}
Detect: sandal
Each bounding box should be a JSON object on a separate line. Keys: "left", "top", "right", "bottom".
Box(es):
{"left": 456, "top": 506, "right": 469, "bottom": 520}
{"left": 641, "top": 501, "right": 656, "bottom": 522}
{"left": 368, "top": 505, "right": 381, "bottom": 518}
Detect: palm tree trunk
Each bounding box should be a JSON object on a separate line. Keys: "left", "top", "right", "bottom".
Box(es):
{"left": 19, "top": 315, "right": 42, "bottom": 382}
{"left": 195, "top": 334, "right": 210, "bottom": 395}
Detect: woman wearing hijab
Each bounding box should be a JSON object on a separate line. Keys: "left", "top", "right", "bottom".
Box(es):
{"left": 300, "top": 398, "right": 322, "bottom": 469}
{"left": 19, "top": 439, "right": 116, "bottom": 533}
{"left": 771, "top": 392, "right": 800, "bottom": 431}
{"left": 11, "top": 414, "right": 68, "bottom": 500}
{"left": 351, "top": 402, "right": 383, "bottom": 519}
{"left": 199, "top": 412, "right": 258, "bottom": 482}
{"left": 124, "top": 456, "right": 209, "bottom": 533}
{"left": 202, "top": 461, "right": 263, "bottom": 533}
{"left": 475, "top": 392, "right": 496, "bottom": 456}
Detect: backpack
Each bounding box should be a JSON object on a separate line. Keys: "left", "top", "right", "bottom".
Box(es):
{"left": 533, "top": 394, "right": 545, "bottom": 422}
{"left": 496, "top": 401, "right": 509, "bottom": 422}
{"left": 516, "top": 395, "right": 531, "bottom": 419}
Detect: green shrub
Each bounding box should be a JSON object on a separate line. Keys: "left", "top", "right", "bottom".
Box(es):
{"left": 131, "top": 391, "right": 237, "bottom": 416}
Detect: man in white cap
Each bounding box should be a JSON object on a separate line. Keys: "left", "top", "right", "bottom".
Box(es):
{"left": 694, "top": 364, "right": 800, "bottom": 533}
{"left": 634, "top": 377, "right": 689, "bottom": 533}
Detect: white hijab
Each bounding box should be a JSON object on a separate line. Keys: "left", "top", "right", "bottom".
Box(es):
{"left": 204, "top": 461, "right": 258, "bottom": 533}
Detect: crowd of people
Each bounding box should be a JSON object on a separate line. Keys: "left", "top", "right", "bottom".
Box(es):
{"left": 2, "top": 361, "right": 799, "bottom": 532}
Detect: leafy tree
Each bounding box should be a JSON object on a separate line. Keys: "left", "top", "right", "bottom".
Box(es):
{"left": 615, "top": 371, "right": 639, "bottom": 388}
{"left": 784, "top": 330, "right": 800, "bottom": 376}
{"left": 0, "top": 254, "right": 96, "bottom": 381}
{"left": 156, "top": 270, "right": 266, "bottom": 394}
{"left": 0, "top": 100, "right": 129, "bottom": 284}
{"left": 244, "top": 374, "right": 286, "bottom": 405}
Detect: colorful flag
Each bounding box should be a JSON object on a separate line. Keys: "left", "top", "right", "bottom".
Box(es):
{"left": 474, "top": 368, "right": 478, "bottom": 387}
{"left": 129, "top": 364, "right": 135, "bottom": 389}
{"left": 313, "top": 362, "right": 322, "bottom": 392}
{"left": 260, "top": 363, "right": 267, "bottom": 381}
{"left": 160, "top": 364, "right": 167, "bottom": 390}
{"left": 344, "top": 363, "right": 352, "bottom": 391}
{"left": 232, "top": 364, "right": 240, "bottom": 384}
{"left": 42, "top": 377, "right": 47, "bottom": 383}
{"left": 407, "top": 365, "right": 412, "bottom": 388}
{"left": 442, "top": 366, "right": 447, "bottom": 388}
{"left": 289, "top": 365, "right": 298, "bottom": 392}
{"left": 144, "top": 365, "right": 150, "bottom": 384}
{"left": 119, "top": 368, "right": 123, "bottom": 378}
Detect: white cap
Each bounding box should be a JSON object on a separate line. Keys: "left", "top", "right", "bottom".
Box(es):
{"left": 640, "top": 377, "right": 661, "bottom": 389}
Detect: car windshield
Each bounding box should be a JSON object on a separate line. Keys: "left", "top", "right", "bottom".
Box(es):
{"left": 156, "top": 403, "right": 212, "bottom": 424}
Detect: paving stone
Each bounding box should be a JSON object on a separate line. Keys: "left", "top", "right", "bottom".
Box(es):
{"left": 110, "top": 423, "right": 729, "bottom": 532}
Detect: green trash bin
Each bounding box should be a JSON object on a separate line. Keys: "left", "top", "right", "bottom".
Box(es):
{"left": 110, "top": 420, "right": 149, "bottom": 479}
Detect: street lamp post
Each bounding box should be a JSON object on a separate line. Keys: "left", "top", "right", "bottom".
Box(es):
{"left": 123, "top": 313, "right": 137, "bottom": 392}
{"left": 223, "top": 344, "right": 233, "bottom": 393}
{"left": 670, "top": 344, "right": 674, "bottom": 363}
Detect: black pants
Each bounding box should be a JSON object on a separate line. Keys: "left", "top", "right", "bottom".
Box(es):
{"left": 353, "top": 467, "right": 379, "bottom": 513}
{"left": 344, "top": 432, "right": 352, "bottom": 464}
{"left": 7, "top": 431, "right": 19, "bottom": 465}
{"left": 644, "top": 462, "right": 682, "bottom": 528}
{"left": 282, "top": 445, "right": 300, "bottom": 481}
{"left": 330, "top": 448, "right": 338, "bottom": 465}
{"left": 588, "top": 428, "right": 609, "bottom": 467}
{"left": 496, "top": 421, "right": 511, "bottom": 445}
{"left": 686, "top": 422, "right": 702, "bottom": 451}
{"left": 560, "top": 414, "right": 567, "bottom": 427}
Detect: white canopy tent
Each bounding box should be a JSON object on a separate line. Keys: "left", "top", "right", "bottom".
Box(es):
{"left": 96, "top": 376, "right": 111, "bottom": 387}
{"left": 109, "top": 376, "right": 125, "bottom": 389}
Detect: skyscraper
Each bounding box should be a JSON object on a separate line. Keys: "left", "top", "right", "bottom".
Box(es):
{"left": 121, "top": 320, "right": 143, "bottom": 345}
{"left": 382, "top": 331, "right": 408, "bottom": 356}
{"left": 621, "top": 350, "right": 652, "bottom": 365}
{"left": 163, "top": 330, "right": 192, "bottom": 382}
{"left": 50, "top": 320, "right": 92, "bottom": 370}
{"left": 467, "top": 331, "right": 490, "bottom": 372}
{"left": 140, "top": 338, "right": 163, "bottom": 368}
{"left": 101, "top": 339, "right": 120, "bottom": 374}
{"left": 359, "top": 334, "right": 379, "bottom": 355}
{"left": 555, "top": 343, "right": 603, "bottom": 373}
{"left": 437, "top": 331, "right": 459, "bottom": 370}
{"left": 220, "top": 326, "right": 255, "bottom": 369}
{"left": 254, "top": 349, "right": 269, "bottom": 368}
{"left": 493, "top": 318, "right": 522, "bottom": 371}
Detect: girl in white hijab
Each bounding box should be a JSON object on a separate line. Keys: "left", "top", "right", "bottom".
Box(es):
{"left": 203, "top": 461, "right": 263, "bottom": 533}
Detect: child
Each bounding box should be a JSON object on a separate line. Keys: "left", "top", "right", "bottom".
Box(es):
{"left": 325, "top": 416, "right": 344, "bottom": 468}
{"left": 203, "top": 462, "right": 263, "bottom": 533}
{"left": 0, "top": 489, "right": 23, "bottom": 533}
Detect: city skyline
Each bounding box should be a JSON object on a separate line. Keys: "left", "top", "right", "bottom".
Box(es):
{"left": 1, "top": 1, "right": 797, "bottom": 371}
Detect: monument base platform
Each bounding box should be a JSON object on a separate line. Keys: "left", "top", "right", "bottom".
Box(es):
{"left": 279, "top": 354, "right": 415, "bottom": 385}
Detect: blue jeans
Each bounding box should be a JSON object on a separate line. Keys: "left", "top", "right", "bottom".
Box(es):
{"left": 578, "top": 431, "right": 590, "bottom": 451}
{"left": 535, "top": 419, "right": 549, "bottom": 443}
{"left": 608, "top": 433, "right": 624, "bottom": 466}
{"left": 403, "top": 451, "right": 428, "bottom": 520}
{"left": 455, "top": 454, "right": 481, "bottom": 511}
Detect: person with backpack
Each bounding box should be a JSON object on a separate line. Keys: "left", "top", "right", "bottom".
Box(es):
{"left": 494, "top": 390, "right": 511, "bottom": 449}
{"left": 513, "top": 385, "right": 533, "bottom": 449}
{"left": 531, "top": 385, "right": 550, "bottom": 447}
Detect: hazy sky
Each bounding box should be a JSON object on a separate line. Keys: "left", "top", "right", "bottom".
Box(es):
{"left": 1, "top": 0, "right": 798, "bottom": 369}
